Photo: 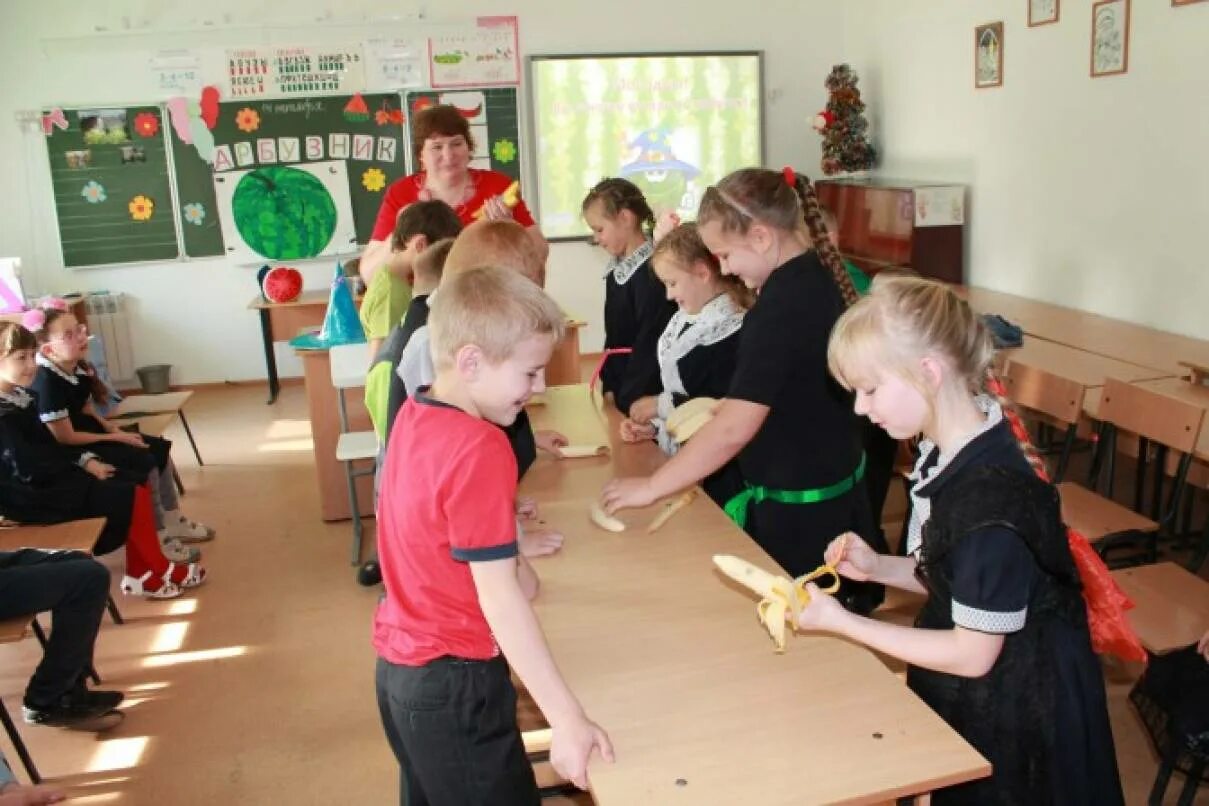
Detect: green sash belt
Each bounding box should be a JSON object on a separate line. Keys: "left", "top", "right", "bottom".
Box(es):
{"left": 723, "top": 453, "right": 867, "bottom": 529}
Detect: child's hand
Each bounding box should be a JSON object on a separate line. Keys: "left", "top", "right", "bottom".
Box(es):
{"left": 535, "top": 430, "right": 568, "bottom": 457}
{"left": 84, "top": 459, "right": 115, "bottom": 480}
{"left": 1198, "top": 629, "right": 1209, "bottom": 663}
{"left": 619, "top": 418, "right": 656, "bottom": 443}
{"left": 520, "top": 525, "right": 564, "bottom": 558}
{"left": 0, "top": 782, "right": 66, "bottom": 805}
{"left": 825, "top": 532, "right": 880, "bottom": 582}
{"left": 549, "top": 712, "right": 615, "bottom": 790}
{"left": 110, "top": 431, "right": 147, "bottom": 448}
{"left": 627, "top": 396, "right": 658, "bottom": 424}
{"left": 653, "top": 210, "right": 681, "bottom": 244}
{"left": 795, "top": 582, "right": 847, "bottom": 632}
{"left": 480, "top": 195, "right": 514, "bottom": 221}
{"left": 600, "top": 477, "right": 656, "bottom": 513}
{"left": 516, "top": 497, "right": 539, "bottom": 520}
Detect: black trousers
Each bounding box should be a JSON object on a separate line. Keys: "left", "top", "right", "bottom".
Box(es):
{"left": 375, "top": 655, "right": 539, "bottom": 806}
{"left": 0, "top": 550, "right": 109, "bottom": 706}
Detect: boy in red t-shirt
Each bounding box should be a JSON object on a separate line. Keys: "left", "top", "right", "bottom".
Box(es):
{"left": 374, "top": 266, "right": 613, "bottom": 804}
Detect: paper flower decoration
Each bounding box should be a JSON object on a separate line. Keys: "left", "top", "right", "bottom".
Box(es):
{"left": 134, "top": 112, "right": 160, "bottom": 138}
{"left": 362, "top": 168, "right": 387, "bottom": 192}
{"left": 183, "top": 202, "right": 206, "bottom": 226}
{"left": 235, "top": 107, "right": 261, "bottom": 133}
{"left": 81, "top": 181, "right": 107, "bottom": 204}
{"left": 492, "top": 138, "right": 517, "bottom": 164}
{"left": 129, "top": 195, "right": 155, "bottom": 221}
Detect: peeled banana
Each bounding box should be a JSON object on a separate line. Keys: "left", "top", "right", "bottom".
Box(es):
{"left": 472, "top": 181, "right": 521, "bottom": 220}
{"left": 712, "top": 554, "right": 841, "bottom": 653}
{"left": 589, "top": 501, "right": 626, "bottom": 532}
{"left": 647, "top": 489, "right": 697, "bottom": 533}
{"left": 559, "top": 444, "right": 609, "bottom": 459}
{"left": 667, "top": 397, "right": 718, "bottom": 443}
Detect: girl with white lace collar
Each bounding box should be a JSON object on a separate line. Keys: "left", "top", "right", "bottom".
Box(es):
{"left": 797, "top": 275, "right": 1124, "bottom": 805}
{"left": 619, "top": 224, "right": 750, "bottom": 507}
{"left": 582, "top": 178, "right": 676, "bottom": 419}
{"left": 27, "top": 304, "right": 215, "bottom": 557}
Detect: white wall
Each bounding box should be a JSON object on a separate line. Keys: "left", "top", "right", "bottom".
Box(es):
{"left": 0, "top": 0, "right": 844, "bottom": 384}
{"left": 840, "top": 1, "right": 1209, "bottom": 341}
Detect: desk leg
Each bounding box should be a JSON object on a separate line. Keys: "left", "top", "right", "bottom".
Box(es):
{"left": 259, "top": 309, "right": 280, "bottom": 405}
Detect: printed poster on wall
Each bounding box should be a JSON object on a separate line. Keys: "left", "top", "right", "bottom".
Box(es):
{"left": 150, "top": 50, "right": 203, "bottom": 95}
{"left": 914, "top": 186, "right": 965, "bottom": 227}
{"left": 427, "top": 16, "right": 520, "bottom": 88}
{"left": 364, "top": 38, "right": 426, "bottom": 91}
{"left": 226, "top": 46, "right": 366, "bottom": 98}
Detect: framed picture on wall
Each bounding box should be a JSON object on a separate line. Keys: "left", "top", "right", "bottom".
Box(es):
{"left": 975, "top": 22, "right": 1004, "bottom": 88}
{"left": 1091, "top": 0, "right": 1130, "bottom": 77}
{"left": 1029, "top": 0, "right": 1060, "bottom": 26}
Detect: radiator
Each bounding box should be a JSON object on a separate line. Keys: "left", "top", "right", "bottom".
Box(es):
{"left": 84, "top": 293, "right": 136, "bottom": 383}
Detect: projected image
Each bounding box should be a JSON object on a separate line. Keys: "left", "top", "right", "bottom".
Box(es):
{"left": 531, "top": 53, "right": 762, "bottom": 239}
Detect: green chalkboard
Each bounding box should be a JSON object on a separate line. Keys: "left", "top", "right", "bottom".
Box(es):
{"left": 169, "top": 92, "right": 409, "bottom": 260}
{"left": 404, "top": 88, "right": 522, "bottom": 181}
{"left": 45, "top": 106, "right": 180, "bottom": 267}
{"left": 166, "top": 106, "right": 224, "bottom": 258}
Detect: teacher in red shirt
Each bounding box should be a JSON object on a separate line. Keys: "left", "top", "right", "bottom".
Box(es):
{"left": 359, "top": 104, "right": 548, "bottom": 285}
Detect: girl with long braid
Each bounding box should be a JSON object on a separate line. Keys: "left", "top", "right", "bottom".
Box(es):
{"left": 602, "top": 168, "right": 885, "bottom": 613}
{"left": 797, "top": 275, "right": 1125, "bottom": 804}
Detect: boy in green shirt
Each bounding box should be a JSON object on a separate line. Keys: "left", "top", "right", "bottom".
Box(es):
{"left": 819, "top": 206, "right": 871, "bottom": 296}
{"left": 360, "top": 201, "right": 463, "bottom": 357}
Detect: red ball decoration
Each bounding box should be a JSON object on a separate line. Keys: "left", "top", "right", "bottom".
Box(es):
{"left": 262, "top": 266, "right": 303, "bottom": 303}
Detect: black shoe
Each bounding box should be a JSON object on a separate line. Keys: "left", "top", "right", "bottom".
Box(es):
{"left": 23, "top": 689, "right": 122, "bottom": 728}
{"left": 357, "top": 560, "right": 382, "bottom": 587}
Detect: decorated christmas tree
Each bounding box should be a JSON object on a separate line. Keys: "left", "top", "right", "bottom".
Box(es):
{"left": 813, "top": 64, "right": 877, "bottom": 176}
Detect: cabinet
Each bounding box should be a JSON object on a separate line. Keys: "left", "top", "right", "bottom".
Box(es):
{"left": 815, "top": 177, "right": 965, "bottom": 284}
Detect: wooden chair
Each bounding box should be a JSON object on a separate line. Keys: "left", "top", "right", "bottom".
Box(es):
{"left": 0, "top": 615, "right": 41, "bottom": 783}
{"left": 1057, "top": 379, "right": 1205, "bottom": 567}
{"left": 1001, "top": 360, "right": 1086, "bottom": 482}
{"left": 329, "top": 345, "right": 377, "bottom": 565}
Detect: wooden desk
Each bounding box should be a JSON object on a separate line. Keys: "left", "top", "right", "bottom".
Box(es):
{"left": 1129, "top": 377, "right": 1209, "bottom": 462}
{"left": 522, "top": 389, "right": 989, "bottom": 803}
{"left": 963, "top": 286, "right": 1209, "bottom": 376}
{"left": 0, "top": 519, "right": 105, "bottom": 553}
{"left": 111, "top": 391, "right": 203, "bottom": 466}
{"left": 248, "top": 291, "right": 336, "bottom": 405}
{"left": 1111, "top": 563, "right": 1209, "bottom": 654}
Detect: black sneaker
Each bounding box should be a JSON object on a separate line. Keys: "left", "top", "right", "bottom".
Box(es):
{"left": 23, "top": 689, "right": 123, "bottom": 728}
{"left": 357, "top": 560, "right": 382, "bottom": 587}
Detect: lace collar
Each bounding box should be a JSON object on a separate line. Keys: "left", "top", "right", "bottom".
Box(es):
{"left": 606, "top": 240, "right": 654, "bottom": 285}
{"left": 657, "top": 293, "right": 745, "bottom": 399}
{"left": 36, "top": 353, "right": 84, "bottom": 386}
{"left": 0, "top": 387, "right": 33, "bottom": 408}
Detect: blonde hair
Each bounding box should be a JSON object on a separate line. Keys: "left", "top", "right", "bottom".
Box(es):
{"left": 653, "top": 223, "right": 753, "bottom": 310}
{"left": 0, "top": 322, "right": 36, "bottom": 358}
{"left": 429, "top": 266, "right": 566, "bottom": 371}
{"left": 827, "top": 274, "right": 1047, "bottom": 475}
{"left": 698, "top": 168, "right": 858, "bottom": 307}
{"left": 445, "top": 220, "right": 545, "bottom": 287}
{"left": 414, "top": 237, "right": 455, "bottom": 285}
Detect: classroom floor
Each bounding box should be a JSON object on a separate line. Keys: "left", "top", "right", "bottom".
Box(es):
{"left": 0, "top": 382, "right": 1204, "bottom": 805}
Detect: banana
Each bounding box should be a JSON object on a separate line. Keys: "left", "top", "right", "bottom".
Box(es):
{"left": 472, "top": 181, "right": 521, "bottom": 220}
{"left": 588, "top": 501, "right": 625, "bottom": 532}
{"left": 647, "top": 489, "right": 697, "bottom": 533}
{"left": 712, "top": 554, "right": 842, "bottom": 653}
{"left": 667, "top": 397, "right": 718, "bottom": 443}
{"left": 559, "top": 444, "right": 609, "bottom": 459}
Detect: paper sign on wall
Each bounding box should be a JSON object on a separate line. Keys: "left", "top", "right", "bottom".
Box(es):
{"left": 151, "top": 50, "right": 203, "bottom": 95}
{"left": 364, "top": 38, "right": 425, "bottom": 91}
{"left": 914, "top": 186, "right": 965, "bottom": 227}
{"left": 427, "top": 16, "right": 520, "bottom": 88}
{"left": 226, "top": 46, "right": 366, "bottom": 98}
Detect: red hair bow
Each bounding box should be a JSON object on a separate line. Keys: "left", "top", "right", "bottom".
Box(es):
{"left": 782, "top": 166, "right": 796, "bottom": 187}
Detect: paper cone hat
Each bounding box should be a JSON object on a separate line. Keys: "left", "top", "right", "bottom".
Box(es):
{"left": 289, "top": 262, "right": 365, "bottom": 350}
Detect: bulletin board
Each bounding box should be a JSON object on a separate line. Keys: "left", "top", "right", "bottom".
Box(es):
{"left": 403, "top": 87, "right": 522, "bottom": 181}
{"left": 43, "top": 106, "right": 180, "bottom": 267}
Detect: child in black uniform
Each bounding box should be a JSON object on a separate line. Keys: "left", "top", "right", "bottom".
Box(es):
{"left": 601, "top": 168, "right": 884, "bottom": 612}
{"left": 798, "top": 275, "right": 1123, "bottom": 805}
{"left": 27, "top": 304, "right": 213, "bottom": 562}
{"left": 619, "top": 223, "right": 748, "bottom": 510}
{"left": 581, "top": 179, "right": 676, "bottom": 419}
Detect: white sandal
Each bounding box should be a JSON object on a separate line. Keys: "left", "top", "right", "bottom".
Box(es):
{"left": 121, "top": 572, "right": 182, "bottom": 599}
{"left": 158, "top": 534, "right": 200, "bottom": 563}
{"left": 164, "top": 516, "right": 215, "bottom": 543}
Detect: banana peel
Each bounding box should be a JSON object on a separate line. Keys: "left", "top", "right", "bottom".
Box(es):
{"left": 472, "top": 181, "right": 521, "bottom": 220}
{"left": 588, "top": 501, "right": 626, "bottom": 532}
{"left": 667, "top": 397, "right": 718, "bottom": 443}
{"left": 712, "top": 554, "right": 841, "bottom": 653}
{"left": 647, "top": 489, "right": 697, "bottom": 533}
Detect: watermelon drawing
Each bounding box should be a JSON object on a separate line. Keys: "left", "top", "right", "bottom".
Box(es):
{"left": 232, "top": 166, "right": 337, "bottom": 260}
